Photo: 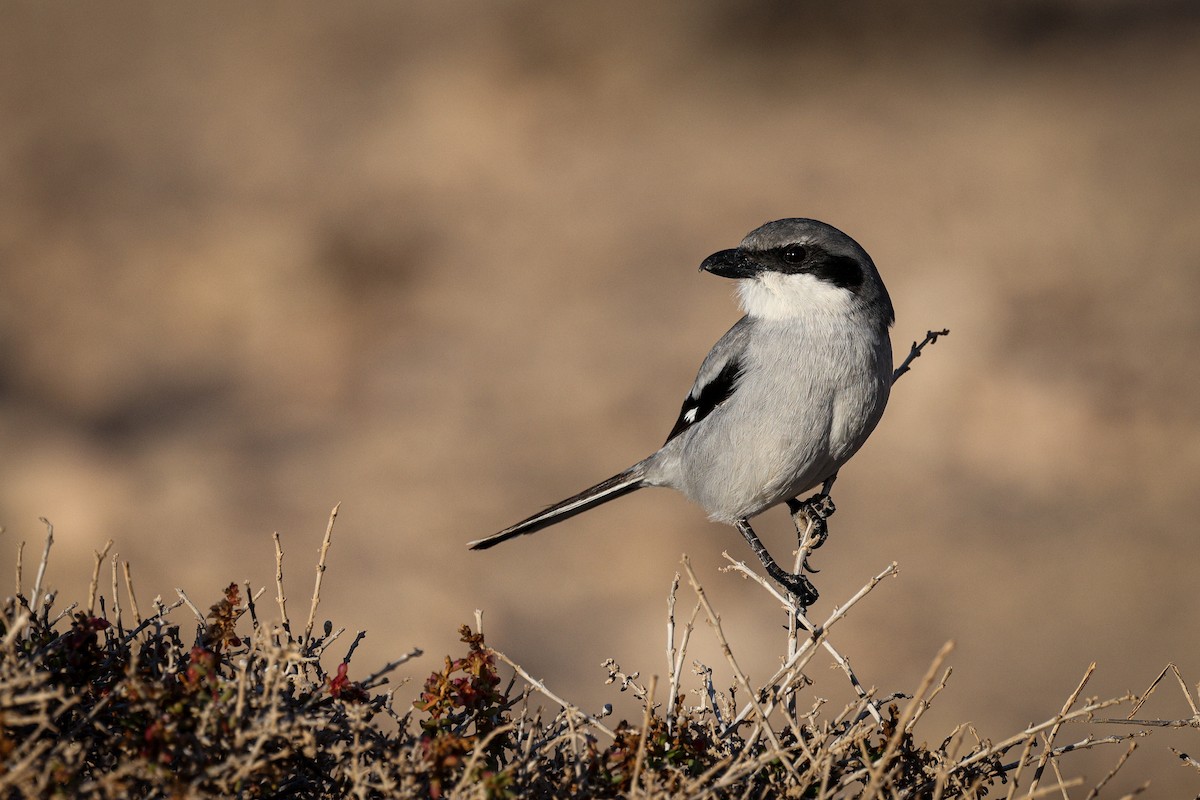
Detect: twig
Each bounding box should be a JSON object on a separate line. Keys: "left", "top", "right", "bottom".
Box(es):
{"left": 0, "top": 740, "right": 56, "bottom": 794}
{"left": 903, "top": 721, "right": 1129, "bottom": 800}
{"left": 176, "top": 588, "right": 206, "bottom": 625}
{"left": 340, "top": 631, "right": 366, "bottom": 664}
{"left": 1028, "top": 663, "right": 1096, "bottom": 795}
{"left": 121, "top": 598, "right": 186, "bottom": 644}
{"left": 359, "top": 648, "right": 424, "bottom": 690}
{"left": 13, "top": 539, "right": 23, "bottom": 597}
{"left": 950, "top": 695, "right": 1134, "bottom": 775}
{"left": 110, "top": 554, "right": 123, "bottom": 632}
{"left": 489, "top": 647, "right": 615, "bottom": 738}
{"left": 272, "top": 532, "right": 290, "bottom": 637}
{"left": 1001, "top": 733, "right": 1145, "bottom": 774}
{"left": 673, "top": 601, "right": 700, "bottom": 717}
{"left": 243, "top": 579, "right": 260, "bottom": 631}
{"left": 1086, "top": 741, "right": 1137, "bottom": 800}
{"left": 31, "top": 518, "right": 54, "bottom": 607}
{"left": 721, "top": 553, "right": 883, "bottom": 725}
{"left": 908, "top": 665, "right": 953, "bottom": 732}
{"left": 87, "top": 540, "right": 114, "bottom": 616}
{"left": 1126, "top": 663, "right": 1169, "bottom": 720}
{"left": 1170, "top": 747, "right": 1200, "bottom": 774}
{"left": 864, "top": 641, "right": 955, "bottom": 792}
{"left": 316, "top": 627, "right": 345, "bottom": 656}
{"left": 2, "top": 610, "right": 31, "bottom": 650}
{"left": 603, "top": 659, "right": 647, "bottom": 700}
{"left": 1170, "top": 663, "right": 1200, "bottom": 718}
{"left": 694, "top": 663, "right": 723, "bottom": 730}
{"left": 666, "top": 573, "right": 679, "bottom": 727}
{"left": 304, "top": 503, "right": 340, "bottom": 644}
{"left": 122, "top": 561, "right": 142, "bottom": 625}
{"left": 681, "top": 556, "right": 800, "bottom": 777}
{"left": 1045, "top": 753, "right": 1070, "bottom": 800}
{"left": 892, "top": 328, "right": 950, "bottom": 383}
{"left": 49, "top": 601, "right": 78, "bottom": 626}
{"left": 728, "top": 561, "right": 899, "bottom": 730}
{"left": 932, "top": 724, "right": 967, "bottom": 800}
{"left": 1003, "top": 727, "right": 1040, "bottom": 800}
{"left": 1089, "top": 716, "right": 1197, "bottom": 728}
{"left": 631, "top": 674, "right": 658, "bottom": 793}
{"left": 453, "top": 723, "right": 516, "bottom": 794}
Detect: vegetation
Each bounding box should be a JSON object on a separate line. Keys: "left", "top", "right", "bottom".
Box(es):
{"left": 2, "top": 512, "right": 1195, "bottom": 798}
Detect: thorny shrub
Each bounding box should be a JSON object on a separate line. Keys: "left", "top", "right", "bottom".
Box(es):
{"left": 1, "top": 529, "right": 1195, "bottom": 799}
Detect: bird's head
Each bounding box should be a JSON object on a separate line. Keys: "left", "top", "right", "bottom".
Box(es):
{"left": 700, "top": 218, "right": 893, "bottom": 327}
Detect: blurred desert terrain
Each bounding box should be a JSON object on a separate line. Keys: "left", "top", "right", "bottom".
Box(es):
{"left": 2, "top": 1, "right": 1199, "bottom": 792}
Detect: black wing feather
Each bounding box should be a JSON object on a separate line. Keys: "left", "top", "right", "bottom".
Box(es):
{"left": 665, "top": 357, "right": 743, "bottom": 443}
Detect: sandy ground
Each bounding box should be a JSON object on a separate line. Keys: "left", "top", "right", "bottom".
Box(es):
{"left": 2, "top": 1, "right": 1199, "bottom": 792}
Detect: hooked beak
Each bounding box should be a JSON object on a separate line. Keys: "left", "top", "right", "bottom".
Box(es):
{"left": 699, "top": 248, "right": 759, "bottom": 279}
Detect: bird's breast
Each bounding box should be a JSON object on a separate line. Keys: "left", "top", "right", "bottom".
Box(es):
{"left": 670, "top": 316, "right": 891, "bottom": 520}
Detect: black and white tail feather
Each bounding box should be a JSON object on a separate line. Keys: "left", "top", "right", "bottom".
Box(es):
{"left": 468, "top": 468, "right": 647, "bottom": 550}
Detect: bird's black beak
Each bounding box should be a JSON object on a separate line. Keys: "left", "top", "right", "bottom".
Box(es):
{"left": 699, "top": 248, "right": 759, "bottom": 279}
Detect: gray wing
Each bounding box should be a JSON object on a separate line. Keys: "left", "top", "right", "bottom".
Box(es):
{"left": 665, "top": 316, "right": 754, "bottom": 443}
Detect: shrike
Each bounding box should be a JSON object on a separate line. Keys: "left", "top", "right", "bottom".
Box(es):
{"left": 469, "top": 218, "right": 894, "bottom": 604}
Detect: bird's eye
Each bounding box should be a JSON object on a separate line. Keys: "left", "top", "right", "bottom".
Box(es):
{"left": 782, "top": 244, "right": 807, "bottom": 264}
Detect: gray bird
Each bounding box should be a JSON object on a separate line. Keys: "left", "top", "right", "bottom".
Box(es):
{"left": 469, "top": 218, "right": 894, "bottom": 604}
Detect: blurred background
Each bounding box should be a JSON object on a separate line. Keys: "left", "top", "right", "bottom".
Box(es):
{"left": 2, "top": 0, "right": 1199, "bottom": 791}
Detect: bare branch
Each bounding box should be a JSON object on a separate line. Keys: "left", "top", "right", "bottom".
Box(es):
{"left": 489, "top": 647, "right": 615, "bottom": 739}
{"left": 863, "top": 641, "right": 955, "bottom": 792}
{"left": 1029, "top": 663, "right": 1097, "bottom": 794}
{"left": 14, "top": 539, "right": 23, "bottom": 598}
{"left": 176, "top": 588, "right": 206, "bottom": 626}
{"left": 630, "top": 674, "right": 658, "bottom": 792}
{"left": 892, "top": 328, "right": 950, "bottom": 383}
{"left": 1170, "top": 747, "right": 1200, "bottom": 774}
{"left": 87, "top": 540, "right": 113, "bottom": 616}
{"left": 122, "top": 561, "right": 142, "bottom": 625}
{"left": 304, "top": 503, "right": 340, "bottom": 644}
{"left": 31, "top": 518, "right": 54, "bottom": 608}
{"left": 721, "top": 552, "right": 884, "bottom": 725}
{"left": 272, "top": 532, "right": 290, "bottom": 637}
{"left": 681, "top": 556, "right": 802, "bottom": 779}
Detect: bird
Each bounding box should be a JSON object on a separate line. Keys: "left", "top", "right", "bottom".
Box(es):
{"left": 469, "top": 218, "right": 894, "bottom": 605}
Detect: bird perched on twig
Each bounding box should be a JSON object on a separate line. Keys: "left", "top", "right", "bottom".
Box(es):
{"left": 470, "top": 218, "right": 894, "bottom": 606}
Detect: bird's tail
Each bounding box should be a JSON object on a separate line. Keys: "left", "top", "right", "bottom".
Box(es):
{"left": 468, "top": 467, "right": 646, "bottom": 550}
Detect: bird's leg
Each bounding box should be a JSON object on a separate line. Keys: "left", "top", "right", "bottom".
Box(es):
{"left": 735, "top": 518, "right": 818, "bottom": 607}
{"left": 787, "top": 475, "right": 838, "bottom": 573}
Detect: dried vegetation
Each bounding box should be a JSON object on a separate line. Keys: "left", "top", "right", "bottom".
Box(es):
{"left": 2, "top": 508, "right": 1198, "bottom": 798}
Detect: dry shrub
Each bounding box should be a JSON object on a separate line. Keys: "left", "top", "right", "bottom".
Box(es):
{"left": 2, "top": 513, "right": 1196, "bottom": 798}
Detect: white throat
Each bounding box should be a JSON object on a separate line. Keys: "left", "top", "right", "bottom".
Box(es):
{"left": 736, "top": 272, "right": 855, "bottom": 321}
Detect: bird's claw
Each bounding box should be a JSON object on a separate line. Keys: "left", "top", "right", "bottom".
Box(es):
{"left": 779, "top": 571, "right": 819, "bottom": 608}
{"left": 788, "top": 492, "right": 836, "bottom": 552}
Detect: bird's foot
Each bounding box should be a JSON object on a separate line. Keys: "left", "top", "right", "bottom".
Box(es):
{"left": 788, "top": 492, "right": 836, "bottom": 543}
{"left": 735, "top": 517, "right": 821, "bottom": 609}
{"left": 787, "top": 492, "right": 836, "bottom": 572}
{"left": 778, "top": 571, "right": 819, "bottom": 609}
